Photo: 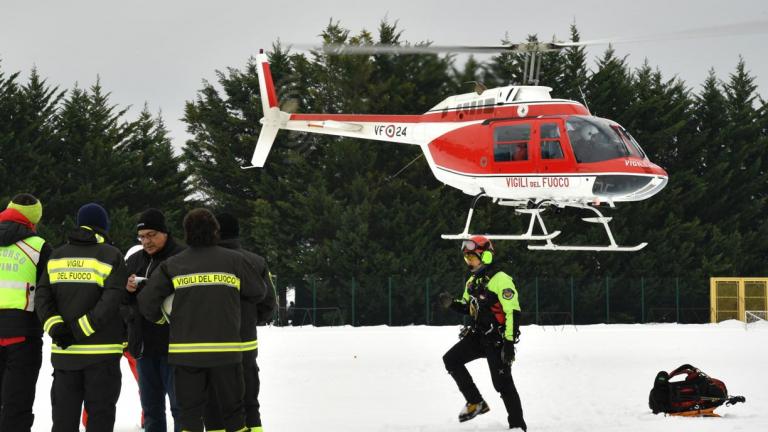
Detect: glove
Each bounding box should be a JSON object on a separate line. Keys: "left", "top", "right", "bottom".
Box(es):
{"left": 256, "top": 311, "right": 274, "bottom": 326}
{"left": 501, "top": 339, "right": 516, "bottom": 365}
{"left": 49, "top": 324, "right": 76, "bottom": 350}
{"left": 438, "top": 292, "right": 454, "bottom": 309}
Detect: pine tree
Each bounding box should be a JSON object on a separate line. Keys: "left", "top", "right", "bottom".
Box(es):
{"left": 559, "top": 24, "right": 589, "bottom": 103}
{"left": 585, "top": 47, "right": 634, "bottom": 123}
{"left": 117, "top": 108, "right": 189, "bottom": 233}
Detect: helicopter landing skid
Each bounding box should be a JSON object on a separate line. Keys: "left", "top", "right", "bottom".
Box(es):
{"left": 440, "top": 202, "right": 561, "bottom": 242}
{"left": 527, "top": 203, "right": 647, "bottom": 252}
{"left": 442, "top": 196, "right": 646, "bottom": 252}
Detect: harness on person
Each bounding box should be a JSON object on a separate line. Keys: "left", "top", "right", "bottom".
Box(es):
{"left": 648, "top": 364, "right": 746, "bottom": 417}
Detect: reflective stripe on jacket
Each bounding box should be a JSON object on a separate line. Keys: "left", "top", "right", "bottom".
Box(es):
{"left": 34, "top": 226, "right": 128, "bottom": 370}
{"left": 138, "top": 246, "right": 267, "bottom": 367}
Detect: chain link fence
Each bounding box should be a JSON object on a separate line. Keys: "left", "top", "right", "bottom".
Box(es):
{"left": 272, "top": 276, "right": 710, "bottom": 327}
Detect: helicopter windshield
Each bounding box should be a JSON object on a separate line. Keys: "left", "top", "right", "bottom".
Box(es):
{"left": 566, "top": 116, "right": 633, "bottom": 163}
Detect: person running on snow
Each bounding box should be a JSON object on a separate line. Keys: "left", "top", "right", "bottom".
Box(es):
{"left": 439, "top": 235, "right": 526, "bottom": 431}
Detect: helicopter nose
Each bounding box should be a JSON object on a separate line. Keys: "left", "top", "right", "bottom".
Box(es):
{"left": 592, "top": 173, "right": 668, "bottom": 201}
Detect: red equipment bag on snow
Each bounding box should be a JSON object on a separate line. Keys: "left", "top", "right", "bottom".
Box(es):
{"left": 648, "top": 364, "right": 745, "bottom": 416}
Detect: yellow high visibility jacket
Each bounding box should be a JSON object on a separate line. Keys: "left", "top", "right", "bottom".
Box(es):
{"left": 0, "top": 236, "right": 45, "bottom": 312}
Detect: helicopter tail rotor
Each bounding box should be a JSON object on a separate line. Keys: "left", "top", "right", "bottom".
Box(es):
{"left": 245, "top": 49, "right": 290, "bottom": 169}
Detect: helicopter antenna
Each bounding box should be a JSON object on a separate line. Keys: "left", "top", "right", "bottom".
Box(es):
{"left": 384, "top": 153, "right": 424, "bottom": 183}
{"left": 578, "top": 85, "right": 590, "bottom": 113}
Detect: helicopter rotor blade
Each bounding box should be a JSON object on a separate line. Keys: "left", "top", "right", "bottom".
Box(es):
{"left": 293, "top": 19, "right": 768, "bottom": 55}
{"left": 294, "top": 42, "right": 562, "bottom": 55}
{"left": 556, "top": 18, "right": 768, "bottom": 48}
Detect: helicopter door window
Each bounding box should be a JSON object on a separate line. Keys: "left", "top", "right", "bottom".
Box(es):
{"left": 540, "top": 123, "right": 564, "bottom": 160}
{"left": 494, "top": 124, "right": 530, "bottom": 162}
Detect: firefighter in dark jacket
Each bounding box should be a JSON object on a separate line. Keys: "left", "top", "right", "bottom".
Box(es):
{"left": 204, "top": 213, "right": 277, "bottom": 432}
{"left": 125, "top": 208, "right": 185, "bottom": 432}
{"left": 439, "top": 235, "right": 527, "bottom": 431}
{"left": 0, "top": 194, "right": 52, "bottom": 431}
{"left": 138, "top": 208, "right": 266, "bottom": 432}
{"left": 35, "top": 203, "right": 128, "bottom": 432}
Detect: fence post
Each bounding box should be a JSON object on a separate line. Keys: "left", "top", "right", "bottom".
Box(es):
{"left": 570, "top": 276, "right": 575, "bottom": 325}
{"left": 676, "top": 277, "right": 680, "bottom": 323}
{"left": 312, "top": 276, "right": 317, "bottom": 325}
{"left": 606, "top": 276, "right": 610, "bottom": 324}
{"left": 274, "top": 274, "right": 282, "bottom": 326}
{"left": 641, "top": 277, "right": 645, "bottom": 324}
{"left": 351, "top": 277, "right": 356, "bottom": 327}
{"left": 535, "top": 277, "right": 539, "bottom": 325}
{"left": 388, "top": 276, "right": 392, "bottom": 326}
{"left": 425, "top": 278, "right": 430, "bottom": 325}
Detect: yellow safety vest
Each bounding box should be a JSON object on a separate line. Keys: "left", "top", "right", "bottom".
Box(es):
{"left": 0, "top": 236, "right": 45, "bottom": 312}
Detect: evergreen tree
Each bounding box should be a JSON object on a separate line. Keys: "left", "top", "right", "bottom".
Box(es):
{"left": 585, "top": 46, "right": 634, "bottom": 124}
{"left": 559, "top": 24, "right": 589, "bottom": 103}
{"left": 118, "top": 107, "right": 189, "bottom": 233}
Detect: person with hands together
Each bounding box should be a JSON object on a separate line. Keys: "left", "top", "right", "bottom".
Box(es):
{"left": 35, "top": 203, "right": 128, "bottom": 432}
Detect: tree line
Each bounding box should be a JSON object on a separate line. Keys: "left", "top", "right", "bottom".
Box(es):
{"left": 2, "top": 21, "right": 766, "bottom": 325}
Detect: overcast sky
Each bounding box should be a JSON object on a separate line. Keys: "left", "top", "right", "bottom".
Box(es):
{"left": 1, "top": 0, "right": 766, "bottom": 150}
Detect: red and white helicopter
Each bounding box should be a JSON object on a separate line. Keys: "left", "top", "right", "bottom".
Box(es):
{"left": 247, "top": 42, "right": 670, "bottom": 252}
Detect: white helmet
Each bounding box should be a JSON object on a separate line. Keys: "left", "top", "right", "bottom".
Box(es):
{"left": 580, "top": 125, "right": 599, "bottom": 141}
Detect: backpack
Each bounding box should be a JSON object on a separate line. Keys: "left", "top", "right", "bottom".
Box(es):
{"left": 648, "top": 364, "right": 745, "bottom": 416}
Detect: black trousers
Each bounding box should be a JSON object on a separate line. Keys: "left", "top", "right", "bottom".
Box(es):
{"left": 0, "top": 336, "right": 43, "bottom": 432}
{"left": 204, "top": 351, "right": 261, "bottom": 430}
{"left": 175, "top": 363, "right": 245, "bottom": 432}
{"left": 51, "top": 358, "right": 122, "bottom": 432}
{"left": 443, "top": 331, "right": 525, "bottom": 427}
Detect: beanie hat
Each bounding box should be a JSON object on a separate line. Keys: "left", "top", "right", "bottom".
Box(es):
{"left": 216, "top": 212, "right": 239, "bottom": 240}
{"left": 76, "top": 203, "right": 110, "bottom": 231}
{"left": 137, "top": 208, "right": 168, "bottom": 233}
{"left": 7, "top": 194, "right": 43, "bottom": 225}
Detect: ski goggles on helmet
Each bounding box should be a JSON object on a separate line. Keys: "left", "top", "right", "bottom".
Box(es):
{"left": 461, "top": 239, "right": 481, "bottom": 253}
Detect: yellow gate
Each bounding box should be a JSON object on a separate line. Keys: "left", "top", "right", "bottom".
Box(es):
{"left": 710, "top": 277, "right": 768, "bottom": 322}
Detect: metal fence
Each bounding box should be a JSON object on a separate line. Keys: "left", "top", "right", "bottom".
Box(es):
{"left": 273, "top": 276, "right": 711, "bottom": 327}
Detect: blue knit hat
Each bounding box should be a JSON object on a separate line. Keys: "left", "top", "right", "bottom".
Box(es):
{"left": 77, "top": 203, "right": 110, "bottom": 232}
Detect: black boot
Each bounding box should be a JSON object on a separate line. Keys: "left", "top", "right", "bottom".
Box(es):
{"left": 458, "top": 400, "right": 490, "bottom": 422}
{"left": 508, "top": 418, "right": 527, "bottom": 431}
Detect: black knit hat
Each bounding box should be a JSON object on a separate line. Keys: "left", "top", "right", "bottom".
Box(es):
{"left": 77, "top": 203, "right": 110, "bottom": 232}
{"left": 137, "top": 208, "right": 168, "bottom": 233}
{"left": 216, "top": 212, "right": 239, "bottom": 240}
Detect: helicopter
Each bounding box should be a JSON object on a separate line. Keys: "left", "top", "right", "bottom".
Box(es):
{"left": 246, "top": 40, "right": 670, "bottom": 252}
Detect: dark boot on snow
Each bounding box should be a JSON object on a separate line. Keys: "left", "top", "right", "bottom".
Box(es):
{"left": 508, "top": 419, "right": 527, "bottom": 431}
{"left": 458, "top": 400, "right": 490, "bottom": 422}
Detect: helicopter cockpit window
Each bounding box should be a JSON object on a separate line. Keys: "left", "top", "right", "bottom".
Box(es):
{"left": 615, "top": 127, "right": 647, "bottom": 159}
{"left": 494, "top": 124, "right": 530, "bottom": 162}
{"left": 566, "top": 116, "right": 631, "bottom": 163}
{"left": 540, "top": 123, "right": 564, "bottom": 159}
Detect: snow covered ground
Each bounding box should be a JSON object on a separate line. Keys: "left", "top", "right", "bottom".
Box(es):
{"left": 32, "top": 321, "right": 767, "bottom": 431}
